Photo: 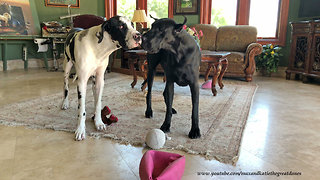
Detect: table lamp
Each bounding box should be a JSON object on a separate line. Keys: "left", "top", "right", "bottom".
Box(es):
{"left": 132, "top": 10, "right": 148, "bottom": 32}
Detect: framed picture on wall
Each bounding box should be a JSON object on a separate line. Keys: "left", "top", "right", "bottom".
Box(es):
{"left": 174, "top": 0, "right": 199, "bottom": 15}
{"left": 45, "top": 0, "right": 80, "bottom": 8}
{"left": 0, "top": 0, "right": 37, "bottom": 35}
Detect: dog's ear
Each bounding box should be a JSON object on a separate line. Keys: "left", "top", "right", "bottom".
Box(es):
{"left": 97, "top": 20, "right": 111, "bottom": 43}
{"left": 174, "top": 16, "right": 187, "bottom": 34}
{"left": 150, "top": 14, "right": 159, "bottom": 21}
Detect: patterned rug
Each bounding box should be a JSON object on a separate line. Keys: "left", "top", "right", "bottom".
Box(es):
{"left": 0, "top": 73, "right": 257, "bottom": 165}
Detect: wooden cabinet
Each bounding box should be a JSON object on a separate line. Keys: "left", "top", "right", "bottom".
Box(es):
{"left": 286, "top": 20, "right": 320, "bottom": 82}
{"left": 310, "top": 22, "right": 320, "bottom": 76}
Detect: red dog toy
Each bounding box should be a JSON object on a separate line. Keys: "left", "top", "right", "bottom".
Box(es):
{"left": 92, "top": 106, "right": 118, "bottom": 125}
{"left": 101, "top": 106, "right": 111, "bottom": 116}
{"left": 92, "top": 106, "right": 111, "bottom": 120}
{"left": 103, "top": 114, "right": 118, "bottom": 125}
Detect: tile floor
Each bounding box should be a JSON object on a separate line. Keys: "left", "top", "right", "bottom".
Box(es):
{"left": 0, "top": 69, "right": 319, "bottom": 180}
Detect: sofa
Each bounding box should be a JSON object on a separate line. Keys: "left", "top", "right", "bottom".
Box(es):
{"left": 191, "top": 24, "right": 263, "bottom": 82}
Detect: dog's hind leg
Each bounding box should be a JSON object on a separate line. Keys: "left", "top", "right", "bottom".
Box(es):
{"left": 75, "top": 75, "right": 89, "bottom": 141}
{"left": 61, "top": 60, "right": 73, "bottom": 110}
{"left": 91, "top": 76, "right": 97, "bottom": 105}
{"left": 92, "top": 67, "right": 107, "bottom": 131}
{"left": 188, "top": 82, "right": 201, "bottom": 139}
{"left": 160, "top": 81, "right": 174, "bottom": 133}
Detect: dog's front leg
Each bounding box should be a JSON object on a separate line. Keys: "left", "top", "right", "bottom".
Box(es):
{"left": 145, "top": 53, "right": 161, "bottom": 118}
{"left": 91, "top": 76, "right": 97, "bottom": 105}
{"left": 75, "top": 78, "right": 88, "bottom": 141}
{"left": 145, "top": 68, "right": 155, "bottom": 118}
{"left": 188, "top": 82, "right": 201, "bottom": 139}
{"left": 160, "top": 81, "right": 174, "bottom": 133}
{"left": 93, "top": 68, "right": 107, "bottom": 131}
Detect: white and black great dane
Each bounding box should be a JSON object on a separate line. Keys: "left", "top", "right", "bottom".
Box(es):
{"left": 61, "top": 16, "right": 141, "bottom": 141}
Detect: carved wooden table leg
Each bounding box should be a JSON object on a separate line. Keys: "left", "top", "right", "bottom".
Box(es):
{"left": 204, "top": 63, "right": 212, "bottom": 82}
{"left": 129, "top": 58, "right": 138, "bottom": 88}
{"left": 201, "top": 51, "right": 231, "bottom": 96}
{"left": 285, "top": 71, "right": 291, "bottom": 80}
{"left": 126, "top": 50, "right": 148, "bottom": 89}
{"left": 140, "top": 60, "right": 148, "bottom": 91}
{"left": 211, "top": 62, "right": 221, "bottom": 96}
{"left": 218, "top": 58, "right": 228, "bottom": 89}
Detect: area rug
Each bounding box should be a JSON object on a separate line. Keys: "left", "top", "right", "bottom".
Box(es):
{"left": 0, "top": 73, "right": 257, "bottom": 165}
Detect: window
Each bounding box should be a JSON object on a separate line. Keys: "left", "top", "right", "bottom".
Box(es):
{"left": 117, "top": 0, "right": 136, "bottom": 20}
{"left": 108, "top": 0, "right": 171, "bottom": 27}
{"left": 249, "top": 0, "right": 280, "bottom": 38}
{"left": 201, "top": 0, "right": 289, "bottom": 46}
{"left": 211, "top": 0, "right": 237, "bottom": 27}
{"left": 106, "top": 0, "right": 173, "bottom": 20}
{"left": 147, "top": 0, "right": 168, "bottom": 18}
{"left": 147, "top": 0, "right": 169, "bottom": 24}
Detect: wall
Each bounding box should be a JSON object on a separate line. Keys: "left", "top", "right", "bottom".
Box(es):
{"left": 174, "top": 15, "right": 199, "bottom": 25}
{"left": 4, "top": 0, "right": 317, "bottom": 67}
{"left": 172, "top": 1, "right": 302, "bottom": 67}
{"left": 1, "top": 0, "right": 199, "bottom": 62}
{"left": 1, "top": 0, "right": 105, "bottom": 61}
{"left": 0, "top": 0, "right": 40, "bottom": 61}
{"left": 34, "top": 0, "right": 105, "bottom": 25}
{"left": 173, "top": 0, "right": 320, "bottom": 67}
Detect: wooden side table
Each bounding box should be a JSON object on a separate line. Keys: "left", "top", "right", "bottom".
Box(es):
{"left": 201, "top": 50, "right": 230, "bottom": 96}
{"left": 0, "top": 36, "right": 38, "bottom": 71}
{"left": 126, "top": 49, "right": 148, "bottom": 91}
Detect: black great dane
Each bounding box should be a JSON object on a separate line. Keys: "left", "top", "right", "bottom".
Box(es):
{"left": 141, "top": 17, "right": 201, "bottom": 139}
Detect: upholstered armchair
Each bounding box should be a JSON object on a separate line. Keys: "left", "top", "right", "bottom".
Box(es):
{"left": 192, "top": 24, "right": 263, "bottom": 82}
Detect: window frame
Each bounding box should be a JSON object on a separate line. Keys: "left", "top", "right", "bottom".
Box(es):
{"left": 105, "top": 0, "right": 289, "bottom": 46}
{"left": 105, "top": 0, "right": 173, "bottom": 20}
{"left": 200, "top": 0, "right": 289, "bottom": 46}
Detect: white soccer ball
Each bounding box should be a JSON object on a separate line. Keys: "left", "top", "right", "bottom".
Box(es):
{"left": 145, "top": 129, "right": 166, "bottom": 149}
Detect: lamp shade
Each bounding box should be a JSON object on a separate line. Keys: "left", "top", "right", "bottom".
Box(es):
{"left": 132, "top": 10, "right": 148, "bottom": 23}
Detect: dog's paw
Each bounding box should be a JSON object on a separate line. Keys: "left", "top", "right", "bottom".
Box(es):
{"left": 145, "top": 109, "right": 153, "bottom": 118}
{"left": 75, "top": 126, "right": 86, "bottom": 141}
{"left": 172, "top": 108, "right": 177, "bottom": 114}
{"left": 188, "top": 127, "right": 201, "bottom": 139}
{"left": 61, "top": 99, "right": 69, "bottom": 110}
{"left": 160, "top": 124, "right": 170, "bottom": 133}
{"left": 95, "top": 122, "right": 106, "bottom": 131}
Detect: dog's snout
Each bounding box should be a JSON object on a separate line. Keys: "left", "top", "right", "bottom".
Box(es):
{"left": 133, "top": 33, "right": 141, "bottom": 41}
{"left": 141, "top": 35, "right": 149, "bottom": 50}
{"left": 142, "top": 36, "right": 147, "bottom": 42}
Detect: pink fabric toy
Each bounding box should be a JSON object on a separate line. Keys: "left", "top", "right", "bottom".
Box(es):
{"left": 139, "top": 150, "right": 185, "bottom": 180}
{"left": 201, "top": 80, "right": 212, "bottom": 89}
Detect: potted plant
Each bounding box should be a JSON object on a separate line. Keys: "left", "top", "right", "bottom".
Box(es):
{"left": 183, "top": 25, "right": 203, "bottom": 49}
{"left": 255, "top": 44, "right": 282, "bottom": 76}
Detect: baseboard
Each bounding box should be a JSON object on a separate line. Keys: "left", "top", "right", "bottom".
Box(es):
{"left": 0, "top": 58, "right": 64, "bottom": 71}
{"left": 253, "top": 66, "right": 287, "bottom": 78}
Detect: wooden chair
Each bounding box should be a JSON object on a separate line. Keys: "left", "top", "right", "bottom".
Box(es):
{"left": 73, "top": 14, "right": 106, "bottom": 29}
